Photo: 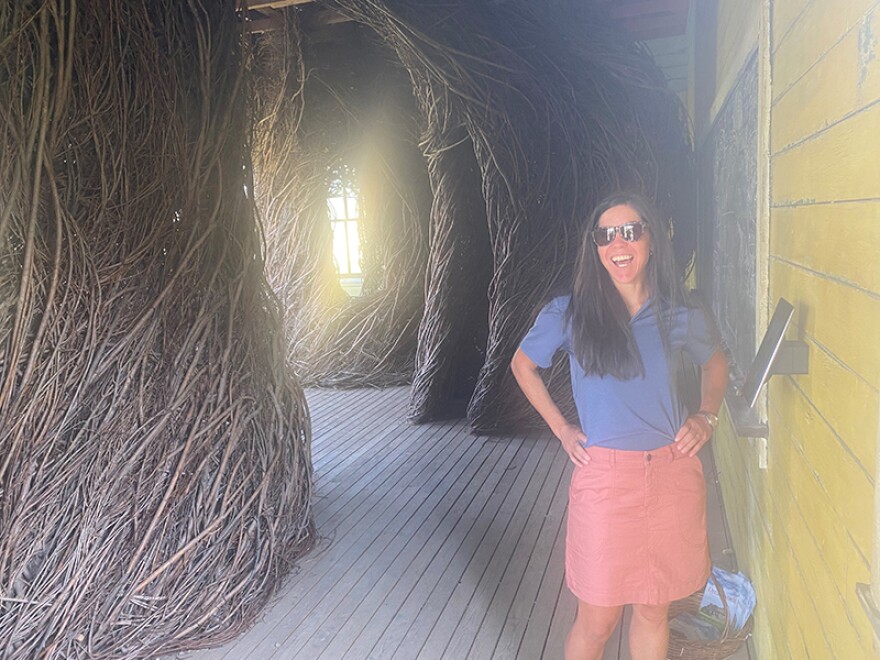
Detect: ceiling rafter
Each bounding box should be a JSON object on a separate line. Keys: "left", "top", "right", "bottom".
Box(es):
{"left": 240, "top": 0, "right": 690, "bottom": 42}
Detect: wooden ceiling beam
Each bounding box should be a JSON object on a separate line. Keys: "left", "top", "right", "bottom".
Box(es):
{"left": 242, "top": 0, "right": 687, "bottom": 40}
{"left": 246, "top": 13, "right": 286, "bottom": 33}
{"left": 247, "top": 0, "right": 313, "bottom": 10}
{"left": 604, "top": 0, "right": 689, "bottom": 21}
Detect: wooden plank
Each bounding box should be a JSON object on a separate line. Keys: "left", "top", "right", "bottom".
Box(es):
{"left": 604, "top": 0, "right": 689, "bottom": 21}
{"left": 770, "top": 203, "right": 880, "bottom": 300}
{"left": 307, "top": 388, "right": 384, "bottom": 460}
{"left": 386, "top": 440, "right": 541, "bottom": 660}
{"left": 471, "top": 443, "right": 568, "bottom": 658}
{"left": 356, "top": 438, "right": 529, "bottom": 659}
{"left": 772, "top": 0, "right": 879, "bottom": 99}
{"left": 450, "top": 440, "right": 562, "bottom": 658}
{"left": 413, "top": 439, "right": 553, "bottom": 659}
{"left": 768, "top": 260, "right": 880, "bottom": 388}
{"left": 287, "top": 420, "right": 484, "bottom": 658}
{"left": 771, "top": 103, "right": 880, "bottom": 206}
{"left": 208, "top": 412, "right": 467, "bottom": 659}
{"left": 543, "top": 559, "right": 576, "bottom": 659}
{"left": 312, "top": 407, "right": 455, "bottom": 527}
{"left": 309, "top": 388, "right": 412, "bottom": 482}
{"left": 248, "top": 0, "right": 312, "bottom": 9}
{"left": 772, "top": 0, "right": 812, "bottom": 50}
{"left": 315, "top": 434, "right": 511, "bottom": 658}
{"left": 243, "top": 419, "right": 472, "bottom": 659}
{"left": 643, "top": 34, "right": 689, "bottom": 57}
{"left": 269, "top": 418, "right": 473, "bottom": 651}
{"left": 760, "top": 416, "right": 863, "bottom": 657}
{"left": 309, "top": 387, "right": 403, "bottom": 466}
{"left": 309, "top": 390, "right": 410, "bottom": 490}
{"left": 769, "top": 377, "right": 874, "bottom": 560}
{"left": 771, "top": 14, "right": 880, "bottom": 151}
{"left": 515, "top": 507, "right": 568, "bottom": 659}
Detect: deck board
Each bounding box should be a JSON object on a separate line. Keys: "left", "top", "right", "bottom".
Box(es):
{"left": 318, "top": 435, "right": 507, "bottom": 659}
{"left": 180, "top": 387, "right": 752, "bottom": 660}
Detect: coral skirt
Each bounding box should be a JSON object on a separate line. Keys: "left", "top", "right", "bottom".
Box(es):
{"left": 566, "top": 444, "right": 710, "bottom": 607}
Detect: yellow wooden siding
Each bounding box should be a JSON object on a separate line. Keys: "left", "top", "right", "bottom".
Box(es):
{"left": 773, "top": 0, "right": 880, "bottom": 100}
{"left": 788, "top": 336, "right": 879, "bottom": 472}
{"left": 771, "top": 103, "right": 880, "bottom": 205}
{"left": 772, "top": 0, "right": 812, "bottom": 49}
{"left": 767, "top": 260, "right": 880, "bottom": 388}
{"left": 705, "top": 0, "right": 880, "bottom": 656}
{"left": 771, "top": 7, "right": 880, "bottom": 150}
{"left": 767, "top": 374, "right": 873, "bottom": 561}
{"left": 767, "top": 389, "right": 875, "bottom": 656}
{"left": 771, "top": 203, "right": 880, "bottom": 294}
{"left": 712, "top": 417, "right": 774, "bottom": 655}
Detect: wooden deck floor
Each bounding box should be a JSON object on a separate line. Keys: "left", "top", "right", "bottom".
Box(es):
{"left": 181, "top": 387, "right": 752, "bottom": 660}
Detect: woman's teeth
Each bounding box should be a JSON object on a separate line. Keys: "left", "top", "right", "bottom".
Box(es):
{"left": 611, "top": 255, "right": 633, "bottom": 266}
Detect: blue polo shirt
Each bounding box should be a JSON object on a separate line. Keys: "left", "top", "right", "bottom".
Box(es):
{"left": 519, "top": 295, "right": 718, "bottom": 451}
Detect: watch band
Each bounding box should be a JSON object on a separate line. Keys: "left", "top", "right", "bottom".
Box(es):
{"left": 697, "top": 410, "right": 719, "bottom": 429}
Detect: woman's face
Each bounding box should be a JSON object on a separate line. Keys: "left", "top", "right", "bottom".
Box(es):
{"left": 595, "top": 203, "right": 651, "bottom": 291}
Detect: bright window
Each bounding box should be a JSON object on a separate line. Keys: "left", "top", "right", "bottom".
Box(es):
{"left": 327, "top": 168, "right": 363, "bottom": 296}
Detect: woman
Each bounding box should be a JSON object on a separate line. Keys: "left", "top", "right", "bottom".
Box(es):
{"left": 510, "top": 193, "right": 728, "bottom": 660}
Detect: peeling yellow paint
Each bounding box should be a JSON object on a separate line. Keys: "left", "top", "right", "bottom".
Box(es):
{"left": 773, "top": 0, "right": 880, "bottom": 99}
{"left": 772, "top": 13, "right": 880, "bottom": 150}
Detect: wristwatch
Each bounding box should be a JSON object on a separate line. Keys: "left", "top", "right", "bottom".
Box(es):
{"left": 697, "top": 410, "right": 719, "bottom": 429}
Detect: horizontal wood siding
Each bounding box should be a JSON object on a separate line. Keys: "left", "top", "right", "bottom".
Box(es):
{"left": 704, "top": 0, "right": 880, "bottom": 657}
{"left": 767, "top": 0, "right": 878, "bottom": 655}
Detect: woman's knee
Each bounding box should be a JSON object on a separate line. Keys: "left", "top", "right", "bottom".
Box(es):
{"left": 631, "top": 602, "right": 670, "bottom": 626}
{"left": 573, "top": 601, "right": 623, "bottom": 641}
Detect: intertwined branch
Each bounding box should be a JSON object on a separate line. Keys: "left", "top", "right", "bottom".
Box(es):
{"left": 0, "top": 2, "right": 313, "bottom": 657}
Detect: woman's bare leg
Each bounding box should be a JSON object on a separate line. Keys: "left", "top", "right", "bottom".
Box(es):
{"left": 565, "top": 599, "right": 624, "bottom": 660}
{"left": 629, "top": 602, "right": 670, "bottom": 660}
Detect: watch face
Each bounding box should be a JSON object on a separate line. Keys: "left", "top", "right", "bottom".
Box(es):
{"left": 700, "top": 412, "right": 718, "bottom": 427}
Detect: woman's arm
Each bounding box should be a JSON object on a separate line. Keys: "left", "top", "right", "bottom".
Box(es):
{"left": 674, "top": 348, "right": 729, "bottom": 457}
{"left": 510, "top": 348, "right": 590, "bottom": 466}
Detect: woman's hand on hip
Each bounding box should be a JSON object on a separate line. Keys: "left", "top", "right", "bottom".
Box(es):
{"left": 674, "top": 414, "right": 713, "bottom": 457}
{"left": 556, "top": 423, "right": 590, "bottom": 467}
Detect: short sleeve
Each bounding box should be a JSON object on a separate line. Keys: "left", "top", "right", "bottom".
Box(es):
{"left": 683, "top": 307, "right": 720, "bottom": 366}
{"left": 518, "top": 297, "right": 569, "bottom": 368}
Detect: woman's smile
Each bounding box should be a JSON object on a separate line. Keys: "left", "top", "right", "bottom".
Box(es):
{"left": 596, "top": 204, "right": 651, "bottom": 292}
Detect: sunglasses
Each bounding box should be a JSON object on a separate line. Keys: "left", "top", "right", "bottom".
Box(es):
{"left": 591, "top": 221, "right": 648, "bottom": 247}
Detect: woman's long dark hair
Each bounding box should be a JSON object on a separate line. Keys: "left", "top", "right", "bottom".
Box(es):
{"left": 566, "top": 192, "right": 686, "bottom": 379}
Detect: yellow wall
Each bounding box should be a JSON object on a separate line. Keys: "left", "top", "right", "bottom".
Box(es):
{"left": 701, "top": 0, "right": 880, "bottom": 657}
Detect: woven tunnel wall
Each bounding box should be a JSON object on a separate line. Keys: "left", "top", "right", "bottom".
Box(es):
{"left": 274, "top": 0, "right": 695, "bottom": 432}
{"left": 0, "top": 2, "right": 313, "bottom": 657}
{"left": 258, "top": 17, "right": 432, "bottom": 388}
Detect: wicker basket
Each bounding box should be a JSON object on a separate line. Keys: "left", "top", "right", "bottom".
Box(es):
{"left": 667, "top": 573, "right": 753, "bottom": 660}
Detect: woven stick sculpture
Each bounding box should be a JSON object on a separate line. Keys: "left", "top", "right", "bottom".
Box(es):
{"left": 318, "top": 0, "right": 694, "bottom": 432}
{"left": 258, "top": 18, "right": 431, "bottom": 387}
{"left": 0, "top": 2, "right": 313, "bottom": 657}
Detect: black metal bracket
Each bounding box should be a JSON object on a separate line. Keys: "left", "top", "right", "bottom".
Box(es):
{"left": 770, "top": 340, "right": 809, "bottom": 376}
{"left": 725, "top": 388, "right": 769, "bottom": 438}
